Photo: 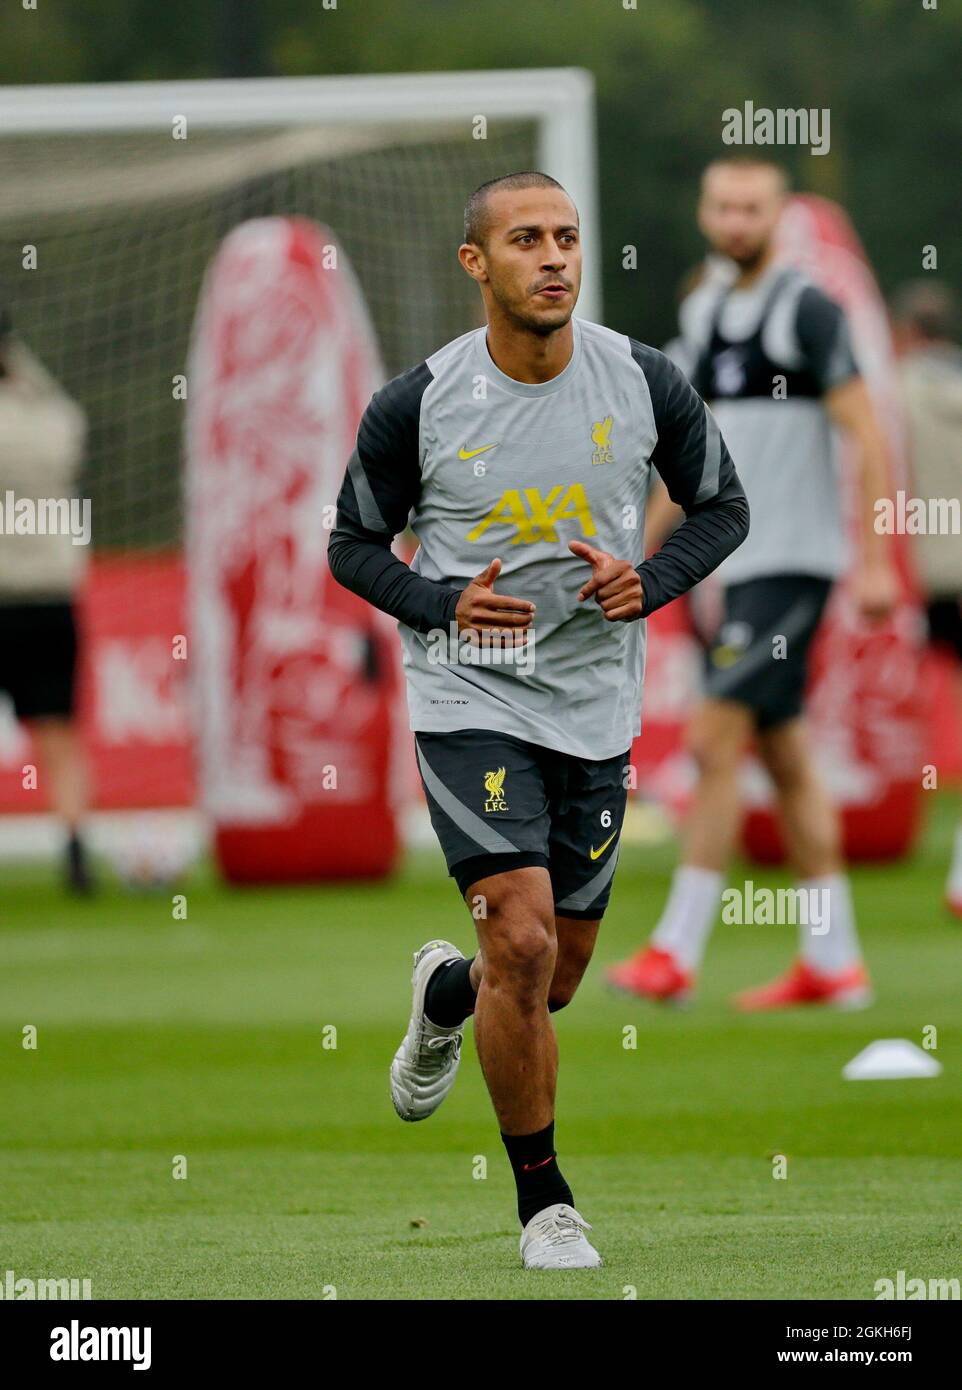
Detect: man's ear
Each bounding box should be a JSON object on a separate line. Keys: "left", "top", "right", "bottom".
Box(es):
{"left": 458, "top": 242, "right": 488, "bottom": 284}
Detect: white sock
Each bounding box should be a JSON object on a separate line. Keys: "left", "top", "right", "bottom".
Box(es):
{"left": 798, "top": 873, "right": 861, "bottom": 974}
{"left": 946, "top": 822, "right": 962, "bottom": 902}
{"left": 651, "top": 865, "right": 724, "bottom": 972}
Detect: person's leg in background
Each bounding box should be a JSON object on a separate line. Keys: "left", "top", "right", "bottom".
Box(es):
{"left": 14, "top": 602, "right": 95, "bottom": 895}
{"left": 29, "top": 713, "right": 93, "bottom": 893}
{"left": 927, "top": 598, "right": 962, "bottom": 917}
{"left": 947, "top": 647, "right": 962, "bottom": 915}
{"left": 732, "top": 716, "right": 871, "bottom": 1010}
{"left": 607, "top": 697, "right": 754, "bottom": 1001}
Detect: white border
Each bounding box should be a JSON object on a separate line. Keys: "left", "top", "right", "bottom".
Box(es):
{"left": 0, "top": 70, "right": 602, "bottom": 321}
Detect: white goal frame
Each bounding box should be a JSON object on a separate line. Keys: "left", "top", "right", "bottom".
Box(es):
{"left": 0, "top": 68, "right": 602, "bottom": 322}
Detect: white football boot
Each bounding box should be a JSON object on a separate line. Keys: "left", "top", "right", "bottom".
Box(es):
{"left": 390, "top": 940, "right": 466, "bottom": 1122}
{"left": 520, "top": 1204, "right": 603, "bottom": 1269}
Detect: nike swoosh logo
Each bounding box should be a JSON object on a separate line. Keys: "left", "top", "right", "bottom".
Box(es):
{"left": 589, "top": 831, "right": 618, "bottom": 860}
{"left": 522, "top": 1156, "right": 555, "bottom": 1172}
{"left": 458, "top": 443, "right": 498, "bottom": 460}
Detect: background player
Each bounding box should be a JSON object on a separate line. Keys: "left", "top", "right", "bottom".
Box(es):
{"left": 608, "top": 157, "right": 899, "bottom": 1010}
{"left": 329, "top": 172, "right": 749, "bottom": 1267}
{"left": 0, "top": 309, "right": 93, "bottom": 893}
{"left": 890, "top": 280, "right": 962, "bottom": 917}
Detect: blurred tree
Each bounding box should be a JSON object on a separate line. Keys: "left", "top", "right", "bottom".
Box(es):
{"left": 219, "top": 0, "right": 271, "bottom": 78}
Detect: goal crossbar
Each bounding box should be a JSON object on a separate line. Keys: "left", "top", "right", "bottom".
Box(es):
{"left": 0, "top": 69, "right": 602, "bottom": 319}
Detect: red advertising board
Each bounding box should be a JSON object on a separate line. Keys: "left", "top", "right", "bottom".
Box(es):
{"left": 0, "top": 552, "right": 193, "bottom": 811}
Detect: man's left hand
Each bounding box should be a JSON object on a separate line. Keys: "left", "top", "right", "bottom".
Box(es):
{"left": 569, "top": 540, "right": 644, "bottom": 622}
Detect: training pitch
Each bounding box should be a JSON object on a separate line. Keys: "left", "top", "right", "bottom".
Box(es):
{"left": 1, "top": 797, "right": 959, "bottom": 1301}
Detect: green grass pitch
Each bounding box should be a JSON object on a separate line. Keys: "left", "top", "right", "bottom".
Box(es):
{"left": 1, "top": 796, "right": 960, "bottom": 1301}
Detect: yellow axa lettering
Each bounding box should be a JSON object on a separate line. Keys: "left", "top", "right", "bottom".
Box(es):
{"left": 466, "top": 483, "right": 597, "bottom": 545}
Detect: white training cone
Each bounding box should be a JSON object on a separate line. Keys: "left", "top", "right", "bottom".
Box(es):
{"left": 843, "top": 1039, "right": 942, "bottom": 1081}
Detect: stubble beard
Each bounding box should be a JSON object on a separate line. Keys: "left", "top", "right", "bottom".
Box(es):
{"left": 491, "top": 280, "right": 575, "bottom": 338}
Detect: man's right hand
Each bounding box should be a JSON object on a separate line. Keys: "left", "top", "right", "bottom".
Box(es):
{"left": 455, "top": 558, "right": 535, "bottom": 644}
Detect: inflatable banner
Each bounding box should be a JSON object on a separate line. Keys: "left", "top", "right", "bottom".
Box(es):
{"left": 185, "top": 216, "right": 405, "bottom": 883}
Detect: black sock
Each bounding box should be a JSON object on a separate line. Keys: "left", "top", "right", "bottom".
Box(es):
{"left": 65, "top": 831, "right": 93, "bottom": 895}
{"left": 424, "top": 955, "right": 478, "bottom": 1028}
{"left": 502, "top": 1121, "right": 574, "bottom": 1227}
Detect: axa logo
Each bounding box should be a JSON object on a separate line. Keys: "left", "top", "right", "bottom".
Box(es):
{"left": 466, "top": 484, "right": 597, "bottom": 545}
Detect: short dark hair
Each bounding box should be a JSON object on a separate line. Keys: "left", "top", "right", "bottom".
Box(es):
{"left": 463, "top": 171, "right": 570, "bottom": 248}
{"left": 889, "top": 280, "right": 958, "bottom": 342}
{"left": 702, "top": 156, "right": 790, "bottom": 193}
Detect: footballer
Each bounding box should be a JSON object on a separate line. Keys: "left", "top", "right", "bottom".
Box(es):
{"left": 329, "top": 172, "right": 749, "bottom": 1268}
{"left": 608, "top": 158, "right": 899, "bottom": 1010}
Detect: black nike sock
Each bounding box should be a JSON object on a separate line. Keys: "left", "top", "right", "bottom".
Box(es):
{"left": 424, "top": 955, "right": 478, "bottom": 1028}
{"left": 502, "top": 1121, "right": 574, "bottom": 1227}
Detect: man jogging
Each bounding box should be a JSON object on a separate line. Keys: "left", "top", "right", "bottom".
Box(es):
{"left": 329, "top": 172, "right": 748, "bottom": 1267}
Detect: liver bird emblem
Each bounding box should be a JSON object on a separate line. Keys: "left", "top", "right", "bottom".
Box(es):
{"left": 590, "top": 415, "right": 614, "bottom": 464}
{"left": 484, "top": 767, "right": 506, "bottom": 800}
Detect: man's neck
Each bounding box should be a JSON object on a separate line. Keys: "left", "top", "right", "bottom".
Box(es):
{"left": 484, "top": 313, "right": 575, "bottom": 385}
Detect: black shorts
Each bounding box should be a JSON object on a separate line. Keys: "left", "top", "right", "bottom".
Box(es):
{"left": 927, "top": 597, "right": 962, "bottom": 661}
{"left": 0, "top": 602, "right": 78, "bottom": 720}
{"left": 703, "top": 575, "right": 832, "bottom": 730}
{"left": 414, "top": 728, "right": 631, "bottom": 920}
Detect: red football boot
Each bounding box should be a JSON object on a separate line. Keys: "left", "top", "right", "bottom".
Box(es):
{"left": 733, "top": 958, "right": 872, "bottom": 1012}
{"left": 606, "top": 944, "right": 694, "bottom": 1005}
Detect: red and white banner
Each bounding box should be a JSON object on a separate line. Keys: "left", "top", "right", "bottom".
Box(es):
{"left": 184, "top": 215, "right": 404, "bottom": 882}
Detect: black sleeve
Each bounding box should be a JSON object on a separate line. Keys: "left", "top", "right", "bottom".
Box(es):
{"left": 630, "top": 340, "right": 750, "bottom": 618}
{"left": 795, "top": 285, "right": 859, "bottom": 394}
{"left": 327, "top": 362, "right": 463, "bottom": 634}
